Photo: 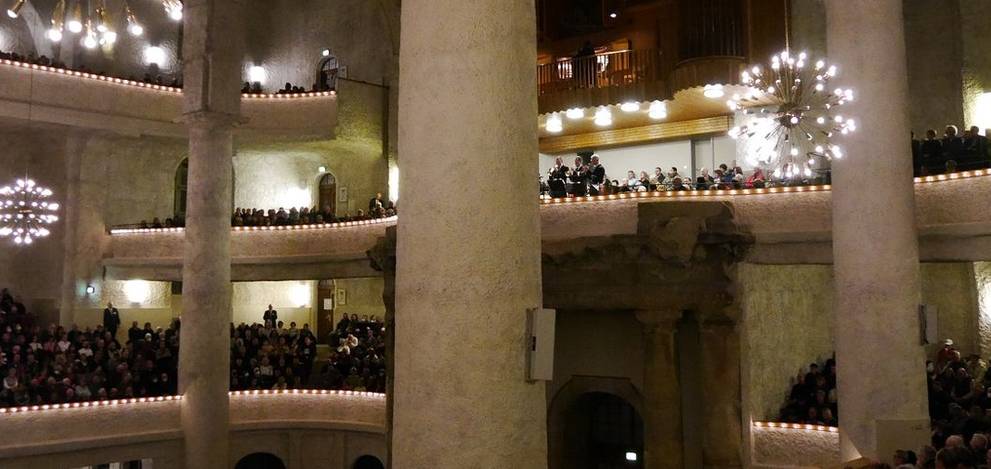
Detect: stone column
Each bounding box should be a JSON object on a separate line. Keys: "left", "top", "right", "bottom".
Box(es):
{"left": 699, "top": 316, "right": 742, "bottom": 468}
{"left": 636, "top": 310, "right": 684, "bottom": 469}
{"left": 393, "top": 0, "right": 545, "bottom": 467}
{"left": 826, "top": 0, "right": 930, "bottom": 462}
{"left": 176, "top": 1, "right": 243, "bottom": 468}
{"left": 58, "top": 131, "right": 87, "bottom": 326}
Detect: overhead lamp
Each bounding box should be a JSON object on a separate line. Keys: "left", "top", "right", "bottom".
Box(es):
{"left": 703, "top": 84, "right": 725, "bottom": 99}
{"left": 100, "top": 30, "right": 117, "bottom": 45}
{"left": 625, "top": 452, "right": 637, "bottom": 462}
{"left": 565, "top": 108, "right": 584, "bottom": 120}
{"left": 85, "top": 285, "right": 96, "bottom": 295}
{"left": 82, "top": 22, "right": 98, "bottom": 49}
{"left": 545, "top": 113, "right": 563, "bottom": 133}
{"left": 163, "top": 0, "right": 182, "bottom": 21}
{"left": 47, "top": 0, "right": 65, "bottom": 42}
{"left": 67, "top": 0, "right": 83, "bottom": 33}
{"left": 609, "top": 12, "right": 618, "bottom": 19}
{"left": 126, "top": 4, "right": 143, "bottom": 36}
{"left": 619, "top": 101, "right": 639, "bottom": 113}
{"left": 593, "top": 107, "right": 612, "bottom": 126}
{"left": 318, "top": 166, "right": 327, "bottom": 173}
{"left": 6, "top": 0, "right": 24, "bottom": 18}
{"left": 95, "top": 2, "right": 109, "bottom": 32}
{"left": 648, "top": 100, "right": 667, "bottom": 120}
{"left": 321, "top": 49, "right": 331, "bottom": 57}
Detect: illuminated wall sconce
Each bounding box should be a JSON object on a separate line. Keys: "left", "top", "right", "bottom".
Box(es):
{"left": 248, "top": 65, "right": 267, "bottom": 85}
{"left": 565, "top": 108, "right": 584, "bottom": 120}
{"left": 593, "top": 107, "right": 612, "bottom": 126}
{"left": 143, "top": 46, "right": 166, "bottom": 66}
{"left": 545, "top": 113, "right": 563, "bottom": 133}
{"left": 6, "top": 0, "right": 25, "bottom": 18}
{"left": 85, "top": 284, "right": 96, "bottom": 295}
{"left": 123, "top": 280, "right": 151, "bottom": 304}
{"left": 619, "top": 101, "right": 639, "bottom": 113}
{"left": 321, "top": 49, "right": 331, "bottom": 57}
{"left": 318, "top": 166, "right": 327, "bottom": 173}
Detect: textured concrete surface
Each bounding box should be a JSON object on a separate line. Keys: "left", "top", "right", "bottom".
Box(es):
{"left": 637, "top": 310, "right": 684, "bottom": 469}
{"left": 392, "top": 0, "right": 546, "bottom": 466}
{"left": 750, "top": 426, "right": 841, "bottom": 468}
{"left": 0, "top": 393, "right": 386, "bottom": 468}
{"left": 826, "top": 0, "right": 930, "bottom": 461}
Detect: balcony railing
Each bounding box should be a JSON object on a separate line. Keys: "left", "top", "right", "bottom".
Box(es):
{"left": 538, "top": 49, "right": 664, "bottom": 96}
{"left": 536, "top": 49, "right": 668, "bottom": 114}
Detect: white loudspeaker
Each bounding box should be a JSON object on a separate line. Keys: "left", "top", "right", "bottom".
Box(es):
{"left": 527, "top": 308, "right": 556, "bottom": 381}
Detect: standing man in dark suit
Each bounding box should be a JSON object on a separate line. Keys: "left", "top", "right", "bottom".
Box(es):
{"left": 263, "top": 304, "right": 278, "bottom": 326}
{"left": 588, "top": 154, "right": 606, "bottom": 195}
{"left": 368, "top": 192, "right": 384, "bottom": 213}
{"left": 103, "top": 302, "right": 121, "bottom": 340}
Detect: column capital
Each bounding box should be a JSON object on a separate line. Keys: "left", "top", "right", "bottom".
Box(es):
{"left": 635, "top": 309, "right": 683, "bottom": 330}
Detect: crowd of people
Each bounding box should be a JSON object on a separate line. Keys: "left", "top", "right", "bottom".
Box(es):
{"left": 0, "top": 297, "right": 180, "bottom": 407}
{"left": 777, "top": 357, "right": 838, "bottom": 427}
{"left": 775, "top": 340, "right": 991, "bottom": 468}
{"left": 912, "top": 125, "right": 991, "bottom": 176}
{"left": 318, "top": 313, "right": 387, "bottom": 393}
{"left": 0, "top": 289, "right": 389, "bottom": 408}
{"left": 129, "top": 193, "right": 396, "bottom": 230}
{"left": 540, "top": 156, "right": 819, "bottom": 198}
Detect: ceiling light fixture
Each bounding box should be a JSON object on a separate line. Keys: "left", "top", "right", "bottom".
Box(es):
{"left": 593, "top": 107, "right": 612, "bottom": 127}
{"left": 565, "top": 108, "right": 584, "bottom": 120}
{"left": 545, "top": 113, "right": 563, "bottom": 133}
{"left": 6, "top": 0, "right": 24, "bottom": 18}
{"left": 648, "top": 100, "right": 667, "bottom": 120}
{"left": 0, "top": 178, "right": 59, "bottom": 246}
{"left": 703, "top": 84, "right": 725, "bottom": 99}
{"left": 619, "top": 101, "right": 639, "bottom": 113}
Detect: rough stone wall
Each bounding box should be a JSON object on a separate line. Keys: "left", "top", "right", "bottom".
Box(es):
{"left": 231, "top": 280, "right": 317, "bottom": 327}
{"left": 739, "top": 263, "right": 835, "bottom": 422}
{"left": 788, "top": 0, "right": 826, "bottom": 58}
{"left": 548, "top": 310, "right": 645, "bottom": 401}
{"left": 974, "top": 262, "right": 991, "bottom": 357}
{"left": 960, "top": 0, "right": 991, "bottom": 129}
{"left": 903, "top": 0, "right": 966, "bottom": 134}
{"left": 921, "top": 263, "right": 980, "bottom": 357}
{"left": 750, "top": 426, "right": 841, "bottom": 468}
{"left": 333, "top": 277, "right": 386, "bottom": 323}
{"left": 235, "top": 140, "right": 388, "bottom": 217}
{"left": 0, "top": 127, "right": 68, "bottom": 320}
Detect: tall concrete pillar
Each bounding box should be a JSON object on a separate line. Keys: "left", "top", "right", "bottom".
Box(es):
{"left": 58, "top": 131, "right": 87, "bottom": 326}
{"left": 699, "top": 316, "right": 742, "bottom": 468}
{"left": 177, "top": 1, "right": 243, "bottom": 468}
{"left": 393, "top": 0, "right": 545, "bottom": 467}
{"left": 636, "top": 310, "right": 684, "bottom": 469}
{"left": 826, "top": 0, "right": 929, "bottom": 462}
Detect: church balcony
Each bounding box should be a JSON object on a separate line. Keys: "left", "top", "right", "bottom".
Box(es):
{"left": 0, "top": 390, "right": 386, "bottom": 469}
{"left": 537, "top": 49, "right": 669, "bottom": 114}
{"left": 0, "top": 58, "right": 338, "bottom": 141}
{"left": 103, "top": 171, "right": 991, "bottom": 284}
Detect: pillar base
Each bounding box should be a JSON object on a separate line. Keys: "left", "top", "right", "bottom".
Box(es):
{"left": 841, "top": 418, "right": 929, "bottom": 465}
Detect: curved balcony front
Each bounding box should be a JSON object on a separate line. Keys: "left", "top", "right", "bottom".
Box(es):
{"left": 0, "top": 59, "right": 337, "bottom": 140}
{"left": 0, "top": 391, "right": 386, "bottom": 469}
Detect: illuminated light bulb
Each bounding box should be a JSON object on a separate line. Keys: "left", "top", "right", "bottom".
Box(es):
{"left": 815, "top": 60, "right": 825, "bottom": 70}
{"left": 6, "top": 0, "right": 24, "bottom": 18}
{"left": 815, "top": 83, "right": 824, "bottom": 92}
{"left": 83, "top": 33, "right": 98, "bottom": 49}
{"left": 790, "top": 147, "right": 799, "bottom": 156}
{"left": 544, "top": 114, "right": 563, "bottom": 133}
{"left": 703, "top": 84, "right": 724, "bottom": 99}
{"left": 815, "top": 145, "right": 824, "bottom": 153}
{"left": 647, "top": 100, "right": 667, "bottom": 120}
{"left": 67, "top": 19, "right": 82, "bottom": 33}
{"left": 565, "top": 108, "right": 584, "bottom": 119}
{"left": 47, "top": 28, "right": 63, "bottom": 42}
{"left": 816, "top": 116, "right": 825, "bottom": 124}
{"left": 593, "top": 107, "right": 612, "bottom": 126}
{"left": 128, "top": 22, "right": 143, "bottom": 36}
{"left": 619, "top": 101, "right": 639, "bottom": 113}
{"left": 790, "top": 116, "right": 799, "bottom": 125}
{"left": 102, "top": 30, "right": 117, "bottom": 44}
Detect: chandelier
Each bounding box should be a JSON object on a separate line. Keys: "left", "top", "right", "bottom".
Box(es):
{"left": 5, "top": 0, "right": 181, "bottom": 48}
{"left": 0, "top": 178, "right": 60, "bottom": 245}
{"left": 727, "top": 50, "right": 856, "bottom": 180}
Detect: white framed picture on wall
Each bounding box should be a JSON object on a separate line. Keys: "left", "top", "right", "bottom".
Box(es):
{"left": 338, "top": 186, "right": 348, "bottom": 202}
{"left": 336, "top": 288, "right": 347, "bottom": 306}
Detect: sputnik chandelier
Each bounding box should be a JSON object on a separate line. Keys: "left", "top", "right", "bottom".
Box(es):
{"left": 727, "top": 50, "right": 856, "bottom": 179}
{"left": 5, "top": 0, "right": 182, "bottom": 49}
{"left": 0, "top": 178, "right": 60, "bottom": 246}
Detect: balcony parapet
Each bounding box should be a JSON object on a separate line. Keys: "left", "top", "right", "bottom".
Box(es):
{"left": 0, "top": 59, "right": 337, "bottom": 140}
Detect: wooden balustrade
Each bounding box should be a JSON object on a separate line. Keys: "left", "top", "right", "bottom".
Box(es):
{"left": 537, "top": 49, "right": 664, "bottom": 96}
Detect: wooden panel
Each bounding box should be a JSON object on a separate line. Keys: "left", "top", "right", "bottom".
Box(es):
{"left": 539, "top": 115, "right": 733, "bottom": 153}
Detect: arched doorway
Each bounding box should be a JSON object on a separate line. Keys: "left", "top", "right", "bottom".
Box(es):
{"left": 319, "top": 172, "right": 337, "bottom": 216}
{"left": 555, "top": 390, "right": 644, "bottom": 469}
{"left": 234, "top": 452, "right": 286, "bottom": 469}
{"left": 316, "top": 53, "right": 340, "bottom": 91}
{"left": 352, "top": 455, "right": 385, "bottom": 469}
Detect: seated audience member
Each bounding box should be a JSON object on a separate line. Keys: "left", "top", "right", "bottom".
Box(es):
{"left": 943, "top": 125, "right": 966, "bottom": 167}
{"left": 920, "top": 129, "right": 943, "bottom": 175}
